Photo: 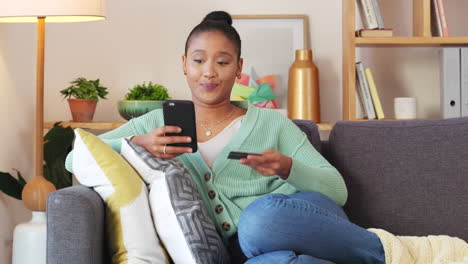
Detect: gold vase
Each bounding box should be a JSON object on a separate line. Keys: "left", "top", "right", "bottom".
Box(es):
{"left": 287, "top": 49, "right": 320, "bottom": 122}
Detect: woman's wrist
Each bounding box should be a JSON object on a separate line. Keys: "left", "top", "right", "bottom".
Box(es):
{"left": 278, "top": 157, "right": 292, "bottom": 180}
{"left": 130, "top": 135, "right": 140, "bottom": 145}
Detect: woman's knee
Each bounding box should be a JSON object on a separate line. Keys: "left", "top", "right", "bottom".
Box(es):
{"left": 238, "top": 193, "right": 290, "bottom": 256}
{"left": 239, "top": 193, "right": 289, "bottom": 230}
{"left": 289, "top": 192, "right": 348, "bottom": 220}
{"left": 238, "top": 192, "right": 348, "bottom": 257}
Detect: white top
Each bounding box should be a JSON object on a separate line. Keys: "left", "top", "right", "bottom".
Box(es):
{"left": 198, "top": 115, "right": 244, "bottom": 168}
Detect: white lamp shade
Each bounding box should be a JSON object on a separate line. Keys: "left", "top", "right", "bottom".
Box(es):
{"left": 0, "top": 0, "right": 105, "bottom": 23}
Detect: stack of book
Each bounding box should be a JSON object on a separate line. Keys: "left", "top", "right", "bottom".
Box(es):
{"left": 431, "top": 0, "right": 449, "bottom": 37}
{"left": 355, "top": 61, "right": 385, "bottom": 120}
{"left": 356, "top": 0, "right": 393, "bottom": 37}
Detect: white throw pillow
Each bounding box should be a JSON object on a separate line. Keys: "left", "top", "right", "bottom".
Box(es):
{"left": 121, "top": 139, "right": 230, "bottom": 264}
{"left": 72, "top": 129, "right": 169, "bottom": 264}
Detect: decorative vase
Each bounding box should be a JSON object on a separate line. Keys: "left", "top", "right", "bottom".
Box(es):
{"left": 67, "top": 98, "right": 97, "bottom": 122}
{"left": 12, "top": 212, "right": 47, "bottom": 264}
{"left": 287, "top": 49, "right": 320, "bottom": 123}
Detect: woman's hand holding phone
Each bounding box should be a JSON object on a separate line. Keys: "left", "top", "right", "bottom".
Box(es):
{"left": 131, "top": 125, "right": 193, "bottom": 159}
{"left": 239, "top": 149, "right": 292, "bottom": 179}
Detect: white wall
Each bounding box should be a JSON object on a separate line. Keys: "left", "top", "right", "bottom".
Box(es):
{"left": 0, "top": 23, "right": 37, "bottom": 263}
{"left": 0, "top": 0, "right": 467, "bottom": 262}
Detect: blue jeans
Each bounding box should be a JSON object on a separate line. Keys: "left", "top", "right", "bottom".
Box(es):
{"left": 236, "top": 192, "right": 385, "bottom": 264}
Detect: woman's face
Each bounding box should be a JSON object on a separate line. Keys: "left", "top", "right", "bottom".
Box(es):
{"left": 183, "top": 31, "right": 243, "bottom": 106}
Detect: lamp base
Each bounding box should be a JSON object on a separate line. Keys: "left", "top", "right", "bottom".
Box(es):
{"left": 12, "top": 211, "right": 46, "bottom": 264}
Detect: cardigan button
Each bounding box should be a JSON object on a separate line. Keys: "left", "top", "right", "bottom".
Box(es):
{"left": 208, "top": 190, "right": 216, "bottom": 200}
{"left": 222, "top": 222, "right": 231, "bottom": 231}
{"left": 204, "top": 172, "right": 211, "bottom": 181}
{"left": 215, "top": 205, "right": 223, "bottom": 214}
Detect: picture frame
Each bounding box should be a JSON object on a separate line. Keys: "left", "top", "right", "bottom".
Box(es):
{"left": 232, "top": 14, "right": 310, "bottom": 110}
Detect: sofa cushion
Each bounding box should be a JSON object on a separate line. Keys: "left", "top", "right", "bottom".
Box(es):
{"left": 326, "top": 117, "right": 468, "bottom": 241}
{"left": 121, "top": 139, "right": 230, "bottom": 264}
{"left": 72, "top": 129, "right": 169, "bottom": 264}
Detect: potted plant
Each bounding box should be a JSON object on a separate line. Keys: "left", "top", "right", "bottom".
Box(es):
{"left": 118, "top": 81, "right": 171, "bottom": 120}
{"left": 0, "top": 124, "right": 74, "bottom": 200}
{"left": 60, "top": 77, "right": 108, "bottom": 122}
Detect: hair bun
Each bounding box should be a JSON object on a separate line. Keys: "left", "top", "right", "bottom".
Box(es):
{"left": 203, "top": 11, "right": 232, "bottom": 25}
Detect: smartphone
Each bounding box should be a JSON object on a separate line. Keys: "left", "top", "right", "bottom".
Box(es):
{"left": 227, "top": 151, "right": 262, "bottom": 160}
{"left": 163, "top": 100, "right": 198, "bottom": 153}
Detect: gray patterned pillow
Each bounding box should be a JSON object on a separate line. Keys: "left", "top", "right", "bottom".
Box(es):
{"left": 120, "top": 139, "right": 230, "bottom": 264}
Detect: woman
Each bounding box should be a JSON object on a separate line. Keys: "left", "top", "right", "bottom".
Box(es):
{"left": 65, "top": 11, "right": 382, "bottom": 264}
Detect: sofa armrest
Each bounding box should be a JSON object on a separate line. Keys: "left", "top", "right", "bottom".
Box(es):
{"left": 47, "top": 185, "right": 106, "bottom": 264}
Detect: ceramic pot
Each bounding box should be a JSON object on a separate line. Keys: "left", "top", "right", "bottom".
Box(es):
{"left": 117, "top": 100, "right": 164, "bottom": 120}
{"left": 287, "top": 49, "right": 320, "bottom": 122}
{"left": 67, "top": 99, "right": 97, "bottom": 122}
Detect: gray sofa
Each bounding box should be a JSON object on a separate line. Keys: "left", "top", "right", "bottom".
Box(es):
{"left": 46, "top": 117, "right": 468, "bottom": 264}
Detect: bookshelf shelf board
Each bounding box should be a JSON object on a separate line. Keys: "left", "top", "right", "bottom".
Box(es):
{"left": 44, "top": 121, "right": 125, "bottom": 130}
{"left": 45, "top": 121, "right": 335, "bottom": 131}
{"left": 355, "top": 37, "right": 468, "bottom": 46}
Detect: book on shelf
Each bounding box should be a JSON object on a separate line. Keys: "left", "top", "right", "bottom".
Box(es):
{"left": 355, "top": 89, "right": 366, "bottom": 119}
{"left": 371, "top": 0, "right": 385, "bottom": 29}
{"left": 461, "top": 48, "right": 468, "bottom": 117}
{"left": 431, "top": 0, "right": 449, "bottom": 37}
{"left": 355, "top": 62, "right": 376, "bottom": 119}
{"left": 364, "top": 68, "right": 385, "bottom": 119}
{"left": 436, "top": 0, "right": 449, "bottom": 36}
{"left": 356, "top": 0, "right": 379, "bottom": 29}
{"left": 356, "top": 29, "right": 393, "bottom": 37}
{"left": 431, "top": 0, "right": 442, "bottom": 36}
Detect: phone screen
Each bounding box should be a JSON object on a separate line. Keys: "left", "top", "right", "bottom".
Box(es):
{"left": 163, "top": 100, "right": 198, "bottom": 152}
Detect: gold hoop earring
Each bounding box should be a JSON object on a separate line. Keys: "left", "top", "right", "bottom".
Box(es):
{"left": 237, "top": 74, "right": 241, "bottom": 79}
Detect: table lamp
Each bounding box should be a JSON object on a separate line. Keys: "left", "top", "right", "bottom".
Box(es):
{"left": 0, "top": 1, "right": 105, "bottom": 263}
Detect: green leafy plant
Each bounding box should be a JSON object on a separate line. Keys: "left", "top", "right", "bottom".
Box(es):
{"left": 0, "top": 170, "right": 26, "bottom": 200}
{"left": 125, "top": 81, "right": 171, "bottom": 100}
{"left": 60, "top": 77, "right": 109, "bottom": 102}
{"left": 43, "top": 123, "right": 75, "bottom": 190}
{"left": 0, "top": 124, "right": 75, "bottom": 200}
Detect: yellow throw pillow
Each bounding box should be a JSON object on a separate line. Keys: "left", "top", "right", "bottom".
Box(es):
{"left": 72, "top": 128, "right": 169, "bottom": 264}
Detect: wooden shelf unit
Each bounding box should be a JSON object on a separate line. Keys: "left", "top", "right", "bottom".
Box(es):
{"left": 342, "top": 0, "right": 468, "bottom": 120}
{"left": 45, "top": 121, "right": 336, "bottom": 131}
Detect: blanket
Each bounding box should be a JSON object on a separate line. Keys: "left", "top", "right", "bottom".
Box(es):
{"left": 369, "top": 228, "right": 468, "bottom": 264}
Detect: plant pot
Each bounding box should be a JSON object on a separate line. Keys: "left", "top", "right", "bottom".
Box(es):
{"left": 67, "top": 99, "right": 97, "bottom": 122}
{"left": 117, "top": 100, "right": 164, "bottom": 120}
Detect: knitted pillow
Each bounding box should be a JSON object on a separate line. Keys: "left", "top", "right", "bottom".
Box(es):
{"left": 120, "top": 139, "right": 230, "bottom": 264}
{"left": 71, "top": 129, "right": 169, "bottom": 264}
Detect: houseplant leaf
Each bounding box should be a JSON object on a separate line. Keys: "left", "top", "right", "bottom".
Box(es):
{"left": 44, "top": 124, "right": 74, "bottom": 190}
{"left": 14, "top": 169, "right": 27, "bottom": 187}
{"left": 0, "top": 171, "right": 25, "bottom": 200}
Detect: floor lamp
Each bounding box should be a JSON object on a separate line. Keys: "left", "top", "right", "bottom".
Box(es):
{"left": 0, "top": 1, "right": 105, "bottom": 263}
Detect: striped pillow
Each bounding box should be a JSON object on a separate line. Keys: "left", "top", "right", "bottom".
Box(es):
{"left": 121, "top": 139, "right": 230, "bottom": 264}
